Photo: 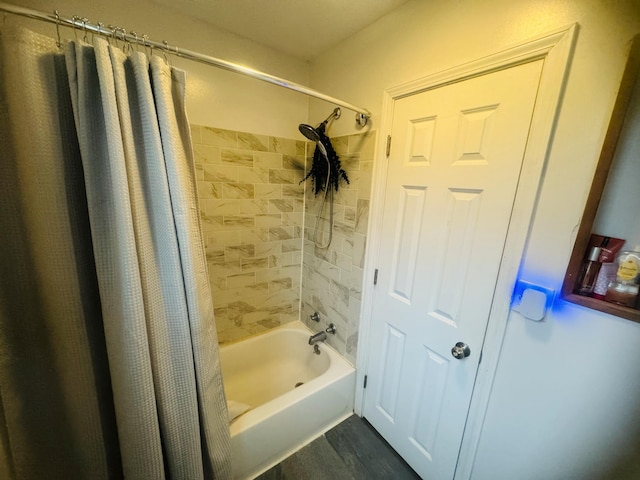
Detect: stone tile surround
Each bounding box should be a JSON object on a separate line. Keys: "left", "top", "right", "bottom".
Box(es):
{"left": 191, "top": 123, "right": 375, "bottom": 364}
{"left": 301, "top": 131, "right": 376, "bottom": 365}
{"left": 191, "top": 124, "right": 306, "bottom": 344}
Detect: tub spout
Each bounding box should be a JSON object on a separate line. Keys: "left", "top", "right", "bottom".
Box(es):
{"left": 309, "top": 323, "right": 336, "bottom": 345}
{"left": 308, "top": 331, "right": 327, "bottom": 345}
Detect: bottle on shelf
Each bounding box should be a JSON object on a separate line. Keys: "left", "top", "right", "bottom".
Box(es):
{"left": 575, "top": 246, "right": 602, "bottom": 296}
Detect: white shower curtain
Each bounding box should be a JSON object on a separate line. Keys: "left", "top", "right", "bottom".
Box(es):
{"left": 0, "top": 24, "right": 231, "bottom": 479}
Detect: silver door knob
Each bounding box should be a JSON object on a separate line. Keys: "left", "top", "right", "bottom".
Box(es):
{"left": 451, "top": 342, "right": 471, "bottom": 359}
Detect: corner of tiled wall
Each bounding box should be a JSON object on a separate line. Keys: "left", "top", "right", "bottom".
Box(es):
{"left": 191, "top": 123, "right": 307, "bottom": 344}
{"left": 301, "top": 130, "right": 376, "bottom": 365}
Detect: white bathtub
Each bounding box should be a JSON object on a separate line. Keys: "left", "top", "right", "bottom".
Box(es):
{"left": 219, "top": 321, "right": 356, "bottom": 480}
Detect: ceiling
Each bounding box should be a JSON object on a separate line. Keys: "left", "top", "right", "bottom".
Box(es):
{"left": 152, "top": 0, "right": 409, "bottom": 60}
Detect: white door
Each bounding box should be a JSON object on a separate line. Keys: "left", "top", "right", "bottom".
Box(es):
{"left": 363, "top": 59, "right": 544, "bottom": 479}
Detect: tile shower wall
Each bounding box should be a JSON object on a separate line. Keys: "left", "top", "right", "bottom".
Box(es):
{"left": 191, "top": 124, "right": 307, "bottom": 344}
{"left": 301, "top": 132, "right": 376, "bottom": 365}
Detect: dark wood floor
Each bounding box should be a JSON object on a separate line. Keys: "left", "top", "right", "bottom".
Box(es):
{"left": 256, "top": 415, "right": 421, "bottom": 480}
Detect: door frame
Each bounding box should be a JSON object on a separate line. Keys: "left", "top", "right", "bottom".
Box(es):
{"left": 355, "top": 24, "right": 578, "bottom": 479}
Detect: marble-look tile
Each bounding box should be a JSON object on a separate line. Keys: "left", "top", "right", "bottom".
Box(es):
{"left": 340, "top": 267, "right": 363, "bottom": 300}
{"left": 192, "top": 124, "right": 373, "bottom": 348}
{"left": 205, "top": 248, "right": 225, "bottom": 262}
{"left": 202, "top": 127, "right": 237, "bottom": 147}
{"left": 293, "top": 199, "right": 305, "bottom": 212}
{"left": 208, "top": 273, "right": 227, "bottom": 292}
{"left": 223, "top": 183, "right": 255, "bottom": 199}
{"left": 349, "top": 130, "right": 376, "bottom": 158}
{"left": 194, "top": 144, "right": 221, "bottom": 164}
{"left": 330, "top": 135, "right": 349, "bottom": 155}
{"left": 225, "top": 244, "right": 255, "bottom": 260}
{"left": 269, "top": 136, "right": 297, "bottom": 155}
{"left": 346, "top": 332, "right": 358, "bottom": 360}
{"left": 197, "top": 181, "right": 222, "bottom": 199}
{"left": 256, "top": 267, "right": 296, "bottom": 285}
{"left": 269, "top": 226, "right": 293, "bottom": 241}
{"left": 257, "top": 317, "right": 282, "bottom": 329}
{"left": 237, "top": 199, "right": 269, "bottom": 215}
{"left": 282, "top": 184, "right": 303, "bottom": 198}
{"left": 358, "top": 161, "right": 373, "bottom": 200}
{"left": 194, "top": 163, "right": 204, "bottom": 181}
{"left": 205, "top": 199, "right": 241, "bottom": 216}
{"left": 355, "top": 199, "right": 369, "bottom": 234}
{"left": 255, "top": 184, "right": 282, "bottom": 199}
{"left": 283, "top": 154, "right": 306, "bottom": 171}
{"left": 241, "top": 228, "right": 270, "bottom": 245}
{"left": 343, "top": 206, "right": 356, "bottom": 226}
{"left": 270, "top": 277, "right": 293, "bottom": 292}
{"left": 223, "top": 215, "right": 255, "bottom": 228}
{"left": 333, "top": 188, "right": 358, "bottom": 207}
{"left": 255, "top": 214, "right": 281, "bottom": 228}
{"left": 269, "top": 169, "right": 295, "bottom": 184}
{"left": 340, "top": 153, "right": 360, "bottom": 174}
{"left": 241, "top": 257, "right": 269, "bottom": 272}
{"left": 207, "top": 230, "right": 241, "bottom": 248}
{"left": 335, "top": 252, "right": 352, "bottom": 272}
{"left": 352, "top": 234, "right": 366, "bottom": 268}
{"left": 200, "top": 214, "right": 225, "bottom": 233}
{"left": 269, "top": 252, "right": 293, "bottom": 268}
{"left": 239, "top": 132, "right": 269, "bottom": 152}
{"left": 227, "top": 273, "right": 256, "bottom": 289}
{"left": 330, "top": 280, "right": 350, "bottom": 308}
{"left": 282, "top": 212, "right": 303, "bottom": 227}
{"left": 212, "top": 286, "right": 242, "bottom": 306}
{"left": 333, "top": 220, "right": 355, "bottom": 236}
{"left": 269, "top": 199, "right": 293, "bottom": 213}
{"left": 254, "top": 151, "right": 283, "bottom": 169}
{"left": 203, "top": 164, "right": 238, "bottom": 183}
{"left": 221, "top": 148, "right": 253, "bottom": 167}
{"left": 208, "top": 259, "right": 242, "bottom": 277}
{"left": 255, "top": 241, "right": 282, "bottom": 257}
{"left": 281, "top": 238, "right": 302, "bottom": 252}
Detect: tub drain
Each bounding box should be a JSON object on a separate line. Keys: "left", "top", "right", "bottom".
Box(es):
{"left": 294, "top": 382, "right": 304, "bottom": 388}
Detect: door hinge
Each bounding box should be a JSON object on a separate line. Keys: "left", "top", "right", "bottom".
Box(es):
{"left": 386, "top": 135, "right": 392, "bottom": 157}
{"left": 363, "top": 375, "right": 368, "bottom": 389}
{"left": 373, "top": 269, "right": 379, "bottom": 285}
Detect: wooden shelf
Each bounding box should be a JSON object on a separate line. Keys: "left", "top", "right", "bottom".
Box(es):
{"left": 563, "top": 293, "right": 640, "bottom": 322}
{"left": 561, "top": 35, "right": 640, "bottom": 323}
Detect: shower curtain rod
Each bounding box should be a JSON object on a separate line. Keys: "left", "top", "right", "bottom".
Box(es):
{"left": 0, "top": 2, "right": 371, "bottom": 126}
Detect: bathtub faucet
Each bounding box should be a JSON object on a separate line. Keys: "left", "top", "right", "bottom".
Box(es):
{"left": 308, "top": 323, "right": 336, "bottom": 345}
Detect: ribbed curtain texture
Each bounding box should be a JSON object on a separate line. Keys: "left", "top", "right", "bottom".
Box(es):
{"left": 0, "top": 24, "right": 232, "bottom": 479}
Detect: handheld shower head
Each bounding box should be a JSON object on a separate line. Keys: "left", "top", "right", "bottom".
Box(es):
{"left": 298, "top": 123, "right": 328, "bottom": 158}
{"left": 298, "top": 107, "right": 341, "bottom": 154}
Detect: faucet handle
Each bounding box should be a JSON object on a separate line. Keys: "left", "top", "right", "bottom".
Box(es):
{"left": 325, "top": 323, "right": 336, "bottom": 334}
{"left": 310, "top": 312, "right": 320, "bottom": 322}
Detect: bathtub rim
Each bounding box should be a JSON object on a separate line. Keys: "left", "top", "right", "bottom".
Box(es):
{"left": 220, "top": 320, "right": 354, "bottom": 435}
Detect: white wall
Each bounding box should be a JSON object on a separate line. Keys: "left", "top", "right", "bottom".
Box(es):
{"left": 310, "top": 1, "right": 640, "bottom": 478}
{"left": 11, "top": 0, "right": 311, "bottom": 138}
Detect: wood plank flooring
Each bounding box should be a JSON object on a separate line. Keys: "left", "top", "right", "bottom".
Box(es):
{"left": 256, "top": 415, "right": 421, "bottom": 480}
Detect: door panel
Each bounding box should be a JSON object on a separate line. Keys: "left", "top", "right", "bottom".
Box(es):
{"left": 363, "top": 59, "right": 544, "bottom": 479}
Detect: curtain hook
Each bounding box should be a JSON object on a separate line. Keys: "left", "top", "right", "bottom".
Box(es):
{"left": 117, "top": 28, "right": 128, "bottom": 53}
{"left": 81, "top": 18, "right": 89, "bottom": 42}
{"left": 54, "top": 10, "right": 61, "bottom": 48}
{"left": 115, "top": 27, "right": 127, "bottom": 52}
{"left": 142, "top": 34, "right": 152, "bottom": 57}
{"left": 162, "top": 40, "right": 172, "bottom": 66}
{"left": 72, "top": 16, "right": 81, "bottom": 40}
{"left": 107, "top": 25, "right": 115, "bottom": 46}
{"left": 129, "top": 31, "right": 139, "bottom": 54}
